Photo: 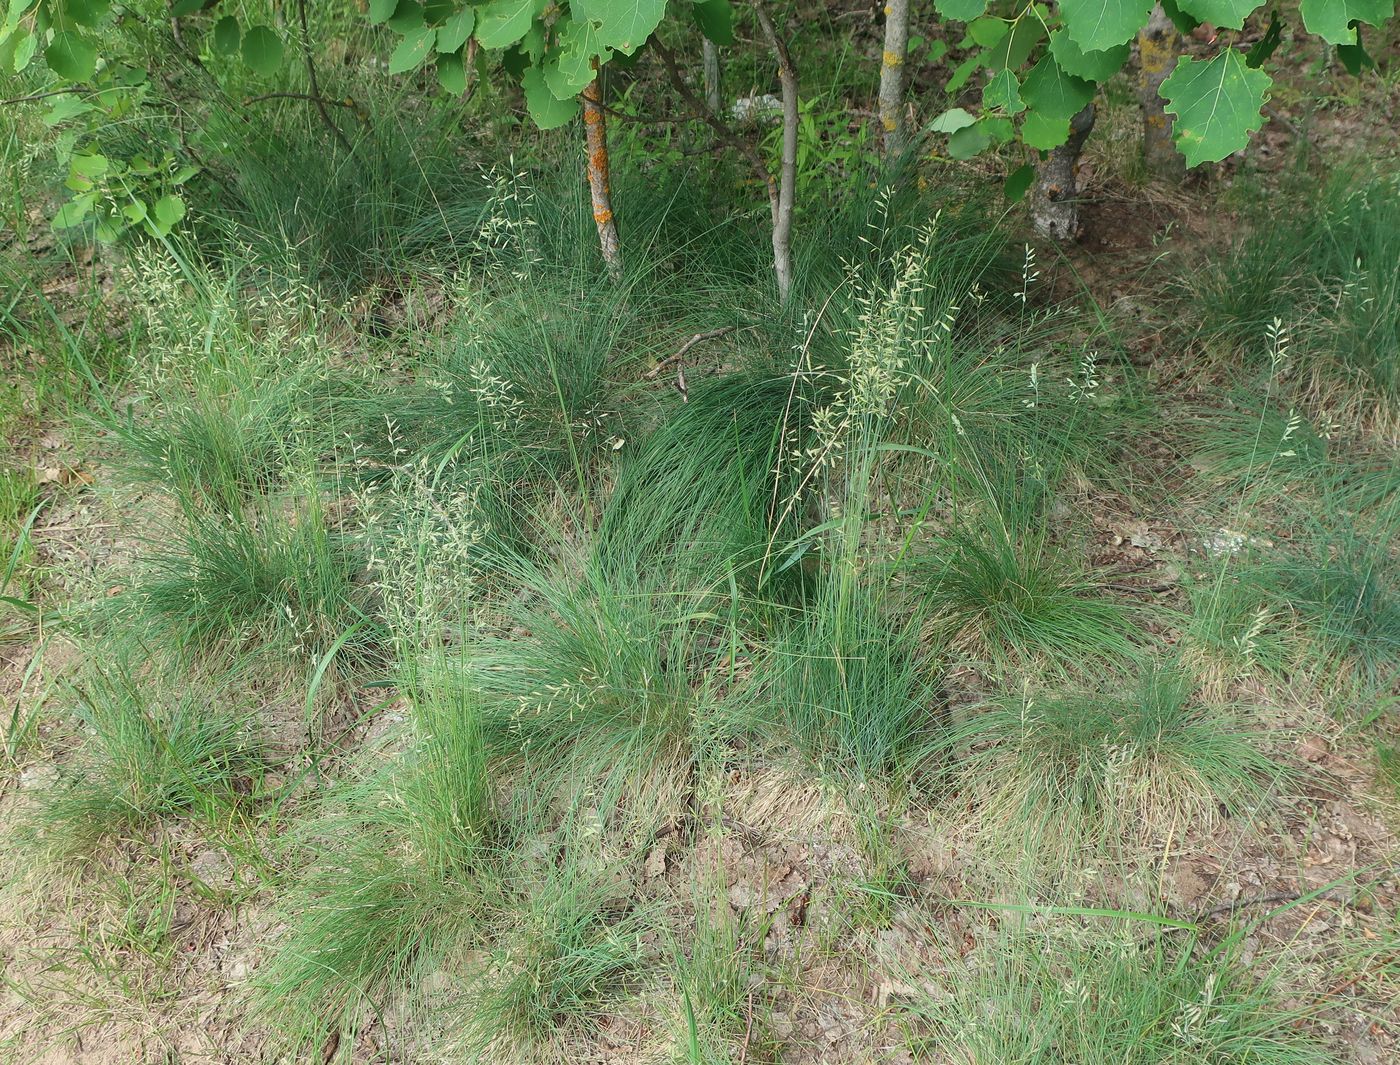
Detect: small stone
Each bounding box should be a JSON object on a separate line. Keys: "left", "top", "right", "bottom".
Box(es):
{"left": 1298, "top": 735, "right": 1329, "bottom": 762}
{"left": 18, "top": 764, "right": 58, "bottom": 790}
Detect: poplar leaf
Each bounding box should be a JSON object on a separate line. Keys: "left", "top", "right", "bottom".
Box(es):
{"left": 476, "top": 0, "right": 542, "bottom": 49}
{"left": 1021, "top": 110, "right": 1071, "bottom": 149}
{"left": 436, "top": 6, "right": 474, "bottom": 52}
{"left": 982, "top": 69, "right": 1025, "bottom": 114}
{"left": 522, "top": 66, "right": 580, "bottom": 128}
{"left": 389, "top": 26, "right": 435, "bottom": 73}
{"left": 1299, "top": 0, "right": 1394, "bottom": 43}
{"left": 1048, "top": 29, "right": 1129, "bottom": 81}
{"left": 574, "top": 0, "right": 667, "bottom": 55}
{"left": 935, "top": 0, "right": 988, "bottom": 19}
{"left": 240, "top": 25, "right": 283, "bottom": 76}
{"left": 212, "top": 15, "right": 240, "bottom": 55}
{"left": 436, "top": 48, "right": 466, "bottom": 92}
{"left": 1160, "top": 49, "right": 1271, "bottom": 166}
{"left": 1020, "top": 54, "right": 1094, "bottom": 122}
{"left": 1176, "top": 0, "right": 1262, "bottom": 28}
{"left": 1059, "top": 0, "right": 1155, "bottom": 50}
{"left": 692, "top": 0, "right": 734, "bottom": 45}
{"left": 45, "top": 30, "right": 96, "bottom": 80}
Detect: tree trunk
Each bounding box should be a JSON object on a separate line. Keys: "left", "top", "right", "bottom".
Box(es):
{"left": 754, "top": 1, "right": 797, "bottom": 306}
{"left": 1031, "top": 103, "right": 1095, "bottom": 240}
{"left": 581, "top": 73, "right": 622, "bottom": 280}
{"left": 878, "top": 0, "right": 910, "bottom": 162}
{"left": 1138, "top": 3, "right": 1185, "bottom": 182}
{"left": 702, "top": 38, "right": 722, "bottom": 117}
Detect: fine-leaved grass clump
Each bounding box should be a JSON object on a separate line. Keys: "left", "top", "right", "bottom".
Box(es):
{"left": 463, "top": 546, "right": 726, "bottom": 780}
{"left": 937, "top": 661, "right": 1280, "bottom": 862}
{"left": 599, "top": 369, "right": 813, "bottom": 587}
{"left": 460, "top": 862, "right": 645, "bottom": 1059}
{"left": 1188, "top": 532, "right": 1398, "bottom": 694}
{"left": 917, "top": 506, "right": 1137, "bottom": 670}
{"left": 897, "top": 923, "right": 1331, "bottom": 1064}
{"left": 118, "top": 488, "right": 382, "bottom": 682}
{"left": 38, "top": 663, "right": 266, "bottom": 853}
{"left": 670, "top": 893, "right": 768, "bottom": 1064}
{"left": 257, "top": 670, "right": 503, "bottom": 1056}
{"left": 1185, "top": 168, "right": 1400, "bottom": 407}
{"left": 750, "top": 595, "right": 943, "bottom": 780}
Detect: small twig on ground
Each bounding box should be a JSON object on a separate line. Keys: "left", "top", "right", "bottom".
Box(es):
{"left": 644, "top": 326, "right": 737, "bottom": 379}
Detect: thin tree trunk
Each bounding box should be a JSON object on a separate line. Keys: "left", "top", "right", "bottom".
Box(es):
{"left": 1031, "top": 103, "right": 1095, "bottom": 240}
{"left": 878, "top": 0, "right": 910, "bottom": 162}
{"left": 581, "top": 72, "right": 622, "bottom": 280}
{"left": 702, "top": 38, "right": 722, "bottom": 117}
{"left": 754, "top": 0, "right": 797, "bottom": 306}
{"left": 1138, "top": 3, "right": 1185, "bottom": 181}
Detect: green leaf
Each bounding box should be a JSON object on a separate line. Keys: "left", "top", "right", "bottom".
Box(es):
{"left": 1059, "top": 0, "right": 1155, "bottom": 50}
{"left": 574, "top": 0, "right": 667, "bottom": 55}
{"left": 947, "top": 120, "right": 992, "bottom": 159}
{"left": 984, "top": 16, "right": 1044, "bottom": 70}
{"left": 1160, "top": 48, "right": 1271, "bottom": 166}
{"left": 65, "top": 0, "right": 109, "bottom": 27}
{"left": 1021, "top": 109, "right": 1070, "bottom": 149}
{"left": 982, "top": 68, "right": 1024, "bottom": 114}
{"left": 984, "top": 115, "right": 1014, "bottom": 143}
{"left": 967, "top": 15, "right": 1008, "bottom": 47}
{"left": 122, "top": 200, "right": 147, "bottom": 223}
{"left": 1020, "top": 54, "right": 1094, "bottom": 122}
{"left": 1176, "top": 0, "right": 1261, "bottom": 28}
{"left": 435, "top": 5, "right": 473, "bottom": 51}
{"left": 240, "top": 25, "right": 283, "bottom": 76}
{"left": 545, "top": 11, "right": 611, "bottom": 99}
{"left": 692, "top": 0, "right": 734, "bottom": 45}
{"left": 1299, "top": 0, "right": 1394, "bottom": 43}
{"left": 936, "top": 0, "right": 988, "bottom": 20}
{"left": 436, "top": 48, "right": 466, "bottom": 92}
{"left": 1245, "top": 9, "right": 1282, "bottom": 67}
{"left": 212, "top": 15, "right": 240, "bottom": 55}
{"left": 521, "top": 65, "right": 579, "bottom": 128}
{"left": 11, "top": 26, "right": 38, "bottom": 71}
{"left": 945, "top": 54, "right": 981, "bottom": 93}
{"left": 1337, "top": 33, "right": 1376, "bottom": 73}
{"left": 171, "top": 0, "right": 205, "bottom": 15}
{"left": 476, "top": 0, "right": 542, "bottom": 49}
{"left": 1048, "top": 29, "right": 1129, "bottom": 81}
{"left": 929, "top": 106, "right": 977, "bottom": 132}
{"left": 150, "top": 192, "right": 186, "bottom": 235}
{"left": 45, "top": 30, "right": 95, "bottom": 80}
{"left": 1161, "top": 0, "right": 1201, "bottom": 31}
{"left": 1004, "top": 162, "right": 1035, "bottom": 201}
{"left": 368, "top": 0, "right": 398, "bottom": 25}
{"left": 52, "top": 191, "right": 96, "bottom": 229}
{"left": 69, "top": 151, "right": 107, "bottom": 177}
{"left": 387, "top": 0, "right": 424, "bottom": 31}
{"left": 388, "top": 25, "right": 435, "bottom": 72}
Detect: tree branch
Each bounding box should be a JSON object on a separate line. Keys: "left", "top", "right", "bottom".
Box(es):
{"left": 244, "top": 91, "right": 360, "bottom": 110}
{"left": 296, "top": 0, "right": 354, "bottom": 154}
{"left": 650, "top": 35, "right": 778, "bottom": 225}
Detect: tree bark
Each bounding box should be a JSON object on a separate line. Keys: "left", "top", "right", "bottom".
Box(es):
{"left": 581, "top": 72, "right": 622, "bottom": 280}
{"left": 877, "top": 0, "right": 910, "bottom": 162}
{"left": 1138, "top": 3, "right": 1185, "bottom": 182}
{"left": 1031, "top": 102, "right": 1095, "bottom": 240}
{"left": 702, "top": 38, "right": 722, "bottom": 117}
{"left": 753, "top": 0, "right": 798, "bottom": 306}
